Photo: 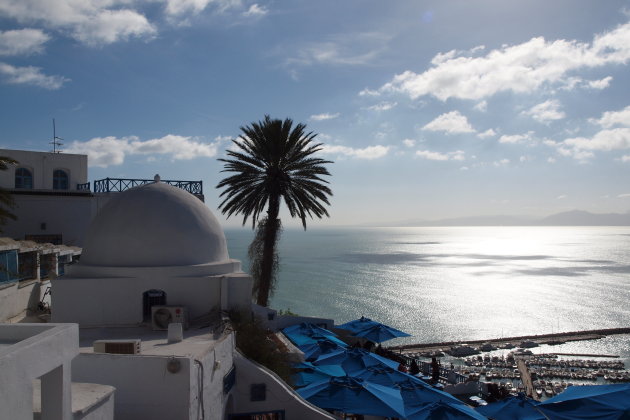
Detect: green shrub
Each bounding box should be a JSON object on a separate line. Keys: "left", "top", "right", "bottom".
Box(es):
{"left": 229, "top": 311, "right": 293, "bottom": 384}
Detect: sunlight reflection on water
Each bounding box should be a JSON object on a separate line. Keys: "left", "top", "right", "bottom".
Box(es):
{"left": 225, "top": 226, "right": 630, "bottom": 359}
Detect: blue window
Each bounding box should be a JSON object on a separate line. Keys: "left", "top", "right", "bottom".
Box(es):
{"left": 0, "top": 250, "right": 19, "bottom": 284}
{"left": 15, "top": 168, "right": 33, "bottom": 189}
{"left": 53, "top": 169, "right": 69, "bottom": 190}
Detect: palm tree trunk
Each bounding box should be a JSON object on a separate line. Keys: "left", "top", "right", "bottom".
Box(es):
{"left": 257, "top": 195, "right": 280, "bottom": 306}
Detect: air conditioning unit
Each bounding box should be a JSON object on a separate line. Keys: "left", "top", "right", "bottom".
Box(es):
{"left": 93, "top": 339, "right": 141, "bottom": 355}
{"left": 152, "top": 305, "right": 188, "bottom": 330}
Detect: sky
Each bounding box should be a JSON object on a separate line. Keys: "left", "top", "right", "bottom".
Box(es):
{"left": 1, "top": 0, "right": 630, "bottom": 227}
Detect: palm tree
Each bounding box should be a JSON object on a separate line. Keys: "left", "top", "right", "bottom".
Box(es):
{"left": 217, "top": 116, "right": 333, "bottom": 306}
{"left": 0, "top": 156, "right": 17, "bottom": 231}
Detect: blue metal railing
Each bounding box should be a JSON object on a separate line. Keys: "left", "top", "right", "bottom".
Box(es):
{"left": 77, "top": 182, "right": 91, "bottom": 191}
{"left": 93, "top": 178, "right": 203, "bottom": 196}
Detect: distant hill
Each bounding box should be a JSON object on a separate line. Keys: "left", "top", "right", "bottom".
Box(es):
{"left": 378, "top": 210, "right": 630, "bottom": 227}
{"left": 538, "top": 210, "right": 630, "bottom": 226}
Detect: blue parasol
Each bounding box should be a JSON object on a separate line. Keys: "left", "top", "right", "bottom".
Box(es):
{"left": 297, "top": 375, "right": 407, "bottom": 418}
{"left": 298, "top": 338, "right": 347, "bottom": 361}
{"left": 336, "top": 316, "right": 381, "bottom": 334}
{"left": 538, "top": 383, "right": 630, "bottom": 420}
{"left": 313, "top": 347, "right": 400, "bottom": 374}
{"left": 407, "top": 400, "right": 489, "bottom": 420}
{"left": 476, "top": 393, "right": 545, "bottom": 420}
{"left": 353, "top": 365, "right": 425, "bottom": 388}
{"left": 292, "top": 362, "right": 346, "bottom": 388}
{"left": 282, "top": 322, "right": 347, "bottom": 347}
{"left": 354, "top": 323, "right": 411, "bottom": 343}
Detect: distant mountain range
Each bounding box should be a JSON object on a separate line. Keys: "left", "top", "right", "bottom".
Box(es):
{"left": 380, "top": 210, "right": 630, "bottom": 227}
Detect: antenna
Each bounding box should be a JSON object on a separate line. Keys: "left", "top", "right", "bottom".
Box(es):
{"left": 50, "top": 118, "right": 63, "bottom": 153}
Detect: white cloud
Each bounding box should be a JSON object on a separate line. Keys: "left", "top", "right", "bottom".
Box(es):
{"left": 422, "top": 111, "right": 475, "bottom": 134}
{"left": 477, "top": 128, "right": 496, "bottom": 139}
{"left": 473, "top": 100, "right": 487, "bottom": 112}
{"left": 0, "top": 29, "right": 49, "bottom": 56}
{"left": 547, "top": 157, "right": 557, "bottom": 163}
{"left": 498, "top": 132, "right": 534, "bottom": 144}
{"left": 588, "top": 76, "right": 613, "bottom": 89}
{"left": 243, "top": 3, "right": 267, "bottom": 17}
{"left": 621, "top": 155, "right": 630, "bottom": 162}
{"left": 65, "top": 134, "right": 220, "bottom": 167}
{"left": 0, "top": 0, "right": 156, "bottom": 46}
{"left": 557, "top": 194, "right": 567, "bottom": 199}
{"left": 618, "top": 193, "right": 630, "bottom": 198}
{"left": 522, "top": 99, "right": 566, "bottom": 123}
{"left": 165, "top": 0, "right": 242, "bottom": 16}
{"left": 309, "top": 112, "right": 340, "bottom": 121}
{"left": 415, "top": 150, "right": 465, "bottom": 161}
{"left": 76, "top": 9, "right": 157, "bottom": 46}
{"left": 366, "top": 101, "right": 397, "bottom": 112}
{"left": 130, "top": 134, "right": 219, "bottom": 160}
{"left": 493, "top": 158, "right": 510, "bottom": 166}
{"left": 0, "top": 62, "right": 69, "bottom": 89}
{"left": 593, "top": 105, "right": 630, "bottom": 128}
{"left": 319, "top": 144, "right": 389, "bottom": 160}
{"left": 374, "top": 20, "right": 630, "bottom": 101}
{"left": 564, "top": 128, "right": 630, "bottom": 151}
{"left": 402, "top": 139, "right": 415, "bottom": 148}
{"left": 285, "top": 32, "right": 389, "bottom": 68}
{"left": 358, "top": 88, "right": 379, "bottom": 97}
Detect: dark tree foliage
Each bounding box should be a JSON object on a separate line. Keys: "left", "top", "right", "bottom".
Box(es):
{"left": 217, "top": 116, "right": 332, "bottom": 306}
{"left": 0, "top": 156, "right": 17, "bottom": 231}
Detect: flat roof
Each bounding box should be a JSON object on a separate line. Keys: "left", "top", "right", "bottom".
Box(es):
{"left": 78, "top": 324, "right": 226, "bottom": 358}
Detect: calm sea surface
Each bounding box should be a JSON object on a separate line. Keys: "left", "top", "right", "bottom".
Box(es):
{"left": 224, "top": 226, "right": 630, "bottom": 360}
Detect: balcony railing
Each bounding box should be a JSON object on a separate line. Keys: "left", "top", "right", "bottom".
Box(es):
{"left": 93, "top": 177, "right": 203, "bottom": 196}
{"left": 77, "top": 182, "right": 91, "bottom": 191}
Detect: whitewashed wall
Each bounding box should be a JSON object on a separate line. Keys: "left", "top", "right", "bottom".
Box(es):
{"left": 0, "top": 149, "right": 87, "bottom": 190}
{"left": 0, "top": 323, "right": 79, "bottom": 420}
{"left": 3, "top": 195, "right": 93, "bottom": 245}
{"left": 231, "top": 352, "right": 335, "bottom": 419}
{"left": 72, "top": 353, "right": 191, "bottom": 420}
{"left": 52, "top": 264, "right": 252, "bottom": 326}
{"left": 0, "top": 279, "right": 50, "bottom": 322}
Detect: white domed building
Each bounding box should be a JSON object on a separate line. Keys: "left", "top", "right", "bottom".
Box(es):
{"left": 52, "top": 179, "right": 252, "bottom": 326}
{"left": 49, "top": 179, "right": 332, "bottom": 420}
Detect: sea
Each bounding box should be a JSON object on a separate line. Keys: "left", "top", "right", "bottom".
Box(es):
{"left": 224, "top": 226, "right": 630, "bottom": 364}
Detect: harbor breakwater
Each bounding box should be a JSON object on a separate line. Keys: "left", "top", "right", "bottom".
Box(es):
{"left": 387, "top": 327, "right": 630, "bottom": 353}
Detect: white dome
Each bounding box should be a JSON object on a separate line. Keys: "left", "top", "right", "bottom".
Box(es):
{"left": 81, "top": 182, "right": 229, "bottom": 267}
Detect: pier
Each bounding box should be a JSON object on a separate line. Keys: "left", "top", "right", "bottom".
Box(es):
{"left": 516, "top": 359, "right": 538, "bottom": 401}
{"left": 387, "top": 327, "right": 630, "bottom": 354}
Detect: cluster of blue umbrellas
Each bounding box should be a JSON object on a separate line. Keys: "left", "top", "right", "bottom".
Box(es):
{"left": 284, "top": 320, "right": 630, "bottom": 419}
{"left": 283, "top": 319, "right": 483, "bottom": 419}
{"left": 476, "top": 384, "right": 630, "bottom": 420}
{"left": 337, "top": 316, "right": 411, "bottom": 343}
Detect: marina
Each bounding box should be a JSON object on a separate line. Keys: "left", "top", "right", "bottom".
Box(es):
{"left": 387, "top": 327, "right": 630, "bottom": 355}
{"left": 386, "top": 328, "right": 630, "bottom": 402}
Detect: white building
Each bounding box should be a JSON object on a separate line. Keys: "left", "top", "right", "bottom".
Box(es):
{"left": 0, "top": 149, "right": 92, "bottom": 246}
{"left": 0, "top": 323, "right": 115, "bottom": 420}
{"left": 0, "top": 148, "right": 204, "bottom": 247}
{"left": 0, "top": 237, "right": 81, "bottom": 323}
{"left": 1, "top": 149, "right": 334, "bottom": 420}
{"left": 47, "top": 179, "right": 333, "bottom": 420}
